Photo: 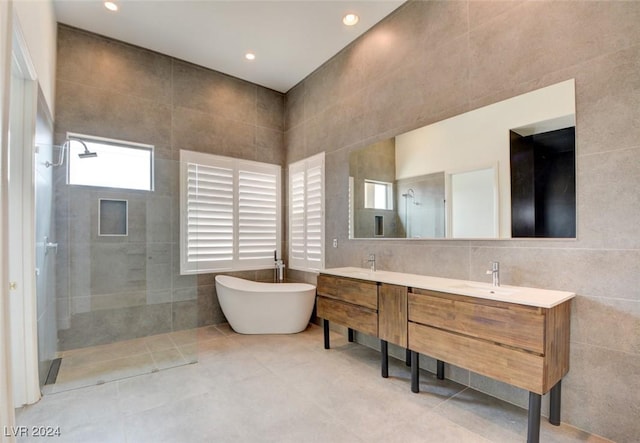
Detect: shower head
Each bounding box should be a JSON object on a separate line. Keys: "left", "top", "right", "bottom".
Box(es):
{"left": 402, "top": 188, "right": 415, "bottom": 198}
{"left": 73, "top": 139, "right": 98, "bottom": 159}
{"left": 44, "top": 138, "right": 97, "bottom": 167}
{"left": 78, "top": 150, "right": 98, "bottom": 159}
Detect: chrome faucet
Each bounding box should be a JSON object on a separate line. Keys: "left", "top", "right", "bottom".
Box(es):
{"left": 486, "top": 261, "right": 500, "bottom": 287}
{"left": 367, "top": 254, "right": 376, "bottom": 272}
{"left": 274, "top": 250, "right": 285, "bottom": 283}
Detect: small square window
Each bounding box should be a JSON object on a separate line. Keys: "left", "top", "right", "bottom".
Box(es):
{"left": 67, "top": 134, "right": 154, "bottom": 191}
{"left": 364, "top": 180, "right": 393, "bottom": 210}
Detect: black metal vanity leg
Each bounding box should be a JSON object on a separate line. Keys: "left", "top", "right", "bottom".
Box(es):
{"left": 436, "top": 360, "right": 445, "bottom": 380}
{"left": 405, "top": 348, "right": 411, "bottom": 366}
{"left": 527, "top": 392, "right": 542, "bottom": 443}
{"left": 323, "top": 319, "right": 330, "bottom": 349}
{"left": 549, "top": 380, "right": 562, "bottom": 426}
{"left": 411, "top": 351, "right": 420, "bottom": 393}
{"left": 381, "top": 340, "right": 389, "bottom": 378}
{"left": 348, "top": 328, "right": 354, "bottom": 343}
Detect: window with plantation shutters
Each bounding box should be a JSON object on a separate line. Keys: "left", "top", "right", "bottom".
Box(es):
{"left": 237, "top": 166, "right": 279, "bottom": 263}
{"left": 180, "top": 150, "right": 281, "bottom": 274}
{"left": 288, "top": 153, "right": 325, "bottom": 271}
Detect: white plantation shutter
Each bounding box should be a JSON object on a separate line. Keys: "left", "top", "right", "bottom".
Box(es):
{"left": 186, "top": 161, "right": 234, "bottom": 268}
{"left": 289, "top": 153, "right": 325, "bottom": 271}
{"left": 289, "top": 163, "right": 306, "bottom": 265}
{"left": 180, "top": 150, "right": 281, "bottom": 274}
{"left": 305, "top": 161, "right": 323, "bottom": 268}
{"left": 238, "top": 166, "right": 279, "bottom": 265}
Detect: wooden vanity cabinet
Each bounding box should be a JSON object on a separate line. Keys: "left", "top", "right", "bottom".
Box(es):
{"left": 407, "top": 287, "right": 570, "bottom": 395}
{"left": 316, "top": 274, "right": 379, "bottom": 339}
{"left": 408, "top": 287, "right": 571, "bottom": 443}
{"left": 318, "top": 271, "right": 572, "bottom": 443}
{"left": 317, "top": 274, "right": 378, "bottom": 310}
{"left": 316, "top": 275, "right": 407, "bottom": 350}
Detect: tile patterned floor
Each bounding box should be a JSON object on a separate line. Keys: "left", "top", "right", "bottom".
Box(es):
{"left": 17, "top": 324, "right": 610, "bottom": 443}
{"left": 43, "top": 329, "right": 204, "bottom": 394}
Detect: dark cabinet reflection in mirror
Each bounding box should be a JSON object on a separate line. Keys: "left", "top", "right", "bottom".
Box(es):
{"left": 510, "top": 128, "right": 576, "bottom": 238}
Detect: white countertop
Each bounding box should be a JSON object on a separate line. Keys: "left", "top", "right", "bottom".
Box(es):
{"left": 320, "top": 267, "right": 575, "bottom": 309}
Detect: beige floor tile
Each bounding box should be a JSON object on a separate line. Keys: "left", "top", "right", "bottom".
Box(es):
{"left": 151, "top": 348, "right": 188, "bottom": 370}
{"left": 123, "top": 392, "right": 234, "bottom": 443}
{"left": 53, "top": 353, "right": 156, "bottom": 392}
{"left": 59, "top": 337, "right": 150, "bottom": 366}
{"left": 144, "top": 333, "right": 176, "bottom": 352}
{"left": 212, "top": 322, "right": 236, "bottom": 336}
{"left": 167, "top": 329, "right": 198, "bottom": 346}
{"left": 18, "top": 324, "right": 608, "bottom": 443}
{"left": 16, "top": 383, "right": 122, "bottom": 441}
{"left": 117, "top": 364, "right": 209, "bottom": 416}
{"left": 196, "top": 324, "right": 225, "bottom": 341}
{"left": 176, "top": 343, "right": 198, "bottom": 363}
{"left": 434, "top": 385, "right": 612, "bottom": 443}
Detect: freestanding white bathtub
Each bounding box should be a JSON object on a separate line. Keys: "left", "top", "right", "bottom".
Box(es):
{"left": 215, "top": 275, "right": 316, "bottom": 334}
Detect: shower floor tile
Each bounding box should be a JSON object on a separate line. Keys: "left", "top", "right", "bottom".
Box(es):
{"left": 20, "top": 324, "right": 611, "bottom": 443}
{"left": 42, "top": 328, "right": 209, "bottom": 394}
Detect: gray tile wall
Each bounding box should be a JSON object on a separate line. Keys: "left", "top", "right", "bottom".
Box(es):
{"left": 284, "top": 1, "right": 640, "bottom": 441}
{"left": 349, "top": 137, "right": 403, "bottom": 238}
{"left": 54, "top": 25, "right": 285, "bottom": 350}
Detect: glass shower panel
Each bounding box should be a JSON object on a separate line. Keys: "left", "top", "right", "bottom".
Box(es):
{"left": 46, "top": 153, "right": 198, "bottom": 393}
{"left": 34, "top": 141, "right": 57, "bottom": 387}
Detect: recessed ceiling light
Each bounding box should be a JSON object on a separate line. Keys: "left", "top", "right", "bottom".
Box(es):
{"left": 104, "top": 1, "right": 118, "bottom": 12}
{"left": 342, "top": 13, "right": 359, "bottom": 26}
{"left": 245, "top": 52, "right": 256, "bottom": 61}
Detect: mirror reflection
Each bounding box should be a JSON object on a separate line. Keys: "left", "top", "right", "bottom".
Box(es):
{"left": 349, "top": 79, "right": 576, "bottom": 240}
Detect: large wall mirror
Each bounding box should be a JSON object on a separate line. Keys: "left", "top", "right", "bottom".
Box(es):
{"left": 349, "top": 79, "right": 576, "bottom": 240}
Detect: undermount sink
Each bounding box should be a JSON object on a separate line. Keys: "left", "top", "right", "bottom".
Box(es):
{"left": 450, "top": 282, "right": 518, "bottom": 297}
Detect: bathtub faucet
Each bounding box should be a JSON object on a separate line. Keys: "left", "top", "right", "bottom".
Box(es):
{"left": 274, "top": 250, "right": 285, "bottom": 283}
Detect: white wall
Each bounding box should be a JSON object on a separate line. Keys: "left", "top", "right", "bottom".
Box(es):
{"left": 450, "top": 167, "right": 497, "bottom": 238}
{"left": 13, "top": 0, "right": 57, "bottom": 115}
{"left": 395, "top": 79, "right": 575, "bottom": 238}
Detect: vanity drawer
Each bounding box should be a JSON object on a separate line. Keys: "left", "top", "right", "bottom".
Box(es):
{"left": 317, "top": 274, "right": 378, "bottom": 310}
{"left": 408, "top": 289, "right": 545, "bottom": 354}
{"left": 317, "top": 296, "right": 378, "bottom": 336}
{"left": 409, "top": 322, "right": 545, "bottom": 394}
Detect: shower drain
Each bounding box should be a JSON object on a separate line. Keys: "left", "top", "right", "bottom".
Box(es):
{"left": 44, "top": 358, "right": 62, "bottom": 385}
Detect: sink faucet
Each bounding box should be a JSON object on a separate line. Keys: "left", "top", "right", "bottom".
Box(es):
{"left": 367, "top": 254, "right": 376, "bottom": 272}
{"left": 486, "top": 261, "right": 500, "bottom": 287}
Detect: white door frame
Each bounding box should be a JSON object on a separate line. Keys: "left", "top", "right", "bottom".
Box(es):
{"left": 7, "top": 15, "right": 40, "bottom": 408}
{"left": 0, "top": 0, "right": 16, "bottom": 438}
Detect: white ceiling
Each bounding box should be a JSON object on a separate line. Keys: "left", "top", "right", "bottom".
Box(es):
{"left": 53, "top": 0, "right": 405, "bottom": 93}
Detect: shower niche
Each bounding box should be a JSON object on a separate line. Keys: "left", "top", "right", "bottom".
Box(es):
{"left": 98, "top": 198, "right": 128, "bottom": 236}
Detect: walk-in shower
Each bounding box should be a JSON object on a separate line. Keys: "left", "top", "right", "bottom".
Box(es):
{"left": 38, "top": 136, "right": 199, "bottom": 394}
{"left": 401, "top": 188, "right": 419, "bottom": 237}
{"left": 397, "top": 172, "right": 446, "bottom": 239}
